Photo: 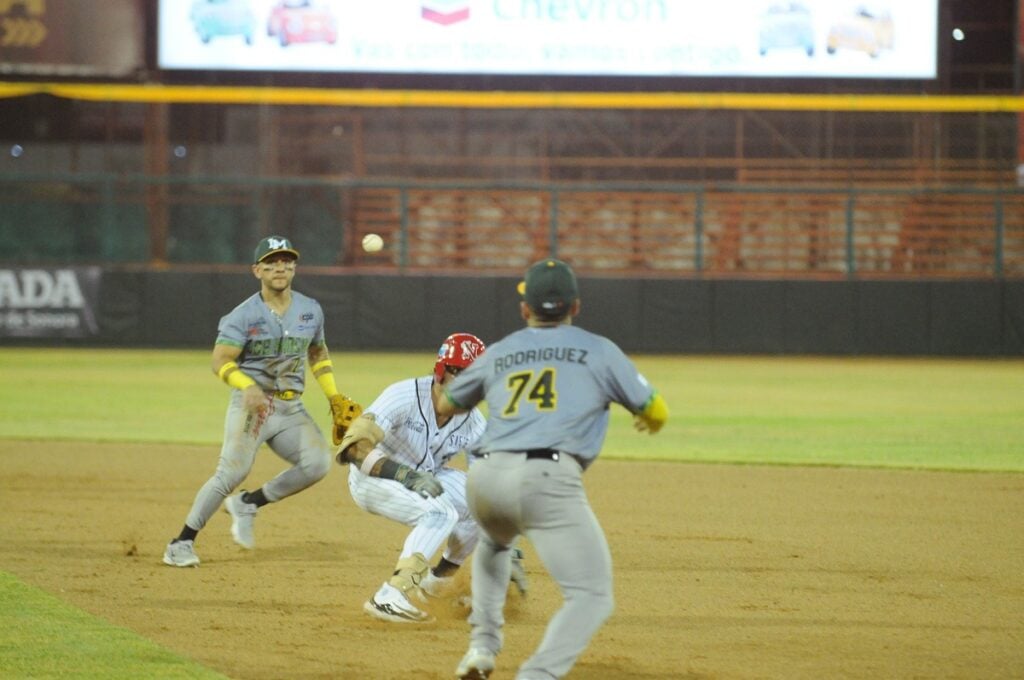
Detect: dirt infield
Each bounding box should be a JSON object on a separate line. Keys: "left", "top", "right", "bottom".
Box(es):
{"left": 1, "top": 441, "right": 1022, "bottom": 679}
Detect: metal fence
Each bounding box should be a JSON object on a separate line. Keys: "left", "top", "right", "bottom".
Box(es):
{"left": 2, "top": 174, "right": 1022, "bottom": 278}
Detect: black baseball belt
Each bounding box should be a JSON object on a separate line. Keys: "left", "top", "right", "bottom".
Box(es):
{"left": 473, "top": 448, "right": 561, "bottom": 461}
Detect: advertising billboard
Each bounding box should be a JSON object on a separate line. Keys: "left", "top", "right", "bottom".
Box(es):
{"left": 158, "top": 0, "right": 938, "bottom": 80}
{"left": 0, "top": 0, "right": 143, "bottom": 77}
{"left": 0, "top": 267, "right": 100, "bottom": 339}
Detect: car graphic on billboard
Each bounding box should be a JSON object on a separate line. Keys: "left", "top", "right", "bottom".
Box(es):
{"left": 267, "top": 0, "right": 338, "bottom": 47}
{"left": 759, "top": 3, "right": 815, "bottom": 57}
{"left": 190, "top": 0, "right": 256, "bottom": 45}
{"left": 827, "top": 6, "right": 894, "bottom": 58}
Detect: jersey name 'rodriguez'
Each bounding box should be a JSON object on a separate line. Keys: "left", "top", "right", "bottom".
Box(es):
{"left": 215, "top": 290, "right": 325, "bottom": 394}
{"left": 492, "top": 345, "right": 589, "bottom": 371}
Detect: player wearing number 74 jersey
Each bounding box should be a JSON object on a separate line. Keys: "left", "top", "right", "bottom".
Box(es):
{"left": 440, "top": 258, "right": 669, "bottom": 679}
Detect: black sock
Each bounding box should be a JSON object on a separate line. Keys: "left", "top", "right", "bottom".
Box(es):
{"left": 177, "top": 525, "right": 198, "bottom": 542}
{"left": 242, "top": 488, "right": 269, "bottom": 507}
{"left": 433, "top": 557, "right": 460, "bottom": 578}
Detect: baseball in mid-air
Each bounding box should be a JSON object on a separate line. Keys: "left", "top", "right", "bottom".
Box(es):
{"left": 362, "top": 233, "right": 384, "bottom": 253}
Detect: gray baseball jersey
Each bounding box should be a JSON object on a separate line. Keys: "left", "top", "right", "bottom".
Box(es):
{"left": 446, "top": 324, "right": 654, "bottom": 467}
{"left": 215, "top": 291, "right": 326, "bottom": 393}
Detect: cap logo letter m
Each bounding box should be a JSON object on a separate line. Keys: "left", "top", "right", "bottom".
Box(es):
{"left": 268, "top": 237, "right": 288, "bottom": 249}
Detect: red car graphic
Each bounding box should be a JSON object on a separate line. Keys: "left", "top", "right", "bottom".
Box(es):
{"left": 267, "top": 0, "right": 338, "bottom": 47}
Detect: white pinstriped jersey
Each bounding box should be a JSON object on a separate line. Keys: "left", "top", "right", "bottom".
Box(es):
{"left": 352, "top": 376, "right": 486, "bottom": 475}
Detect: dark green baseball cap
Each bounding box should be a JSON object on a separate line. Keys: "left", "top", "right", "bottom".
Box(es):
{"left": 254, "top": 235, "right": 300, "bottom": 263}
{"left": 518, "top": 258, "right": 579, "bottom": 319}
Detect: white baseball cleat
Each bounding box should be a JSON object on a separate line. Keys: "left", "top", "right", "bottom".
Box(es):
{"left": 420, "top": 572, "right": 455, "bottom": 598}
{"left": 225, "top": 493, "right": 258, "bottom": 549}
{"left": 364, "top": 583, "right": 434, "bottom": 623}
{"left": 455, "top": 647, "right": 496, "bottom": 679}
{"left": 163, "top": 539, "right": 200, "bottom": 567}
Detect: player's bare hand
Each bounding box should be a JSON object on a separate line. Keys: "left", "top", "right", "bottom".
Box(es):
{"left": 632, "top": 413, "right": 663, "bottom": 434}
{"left": 242, "top": 385, "right": 269, "bottom": 415}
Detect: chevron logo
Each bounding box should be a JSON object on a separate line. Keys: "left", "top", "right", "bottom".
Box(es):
{"left": 421, "top": 0, "right": 469, "bottom": 26}
{"left": 1, "top": 17, "right": 46, "bottom": 48}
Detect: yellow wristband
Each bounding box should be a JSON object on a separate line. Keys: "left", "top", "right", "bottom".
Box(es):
{"left": 218, "top": 361, "right": 257, "bottom": 390}
{"left": 311, "top": 359, "right": 332, "bottom": 374}
{"left": 313, "top": 359, "right": 339, "bottom": 397}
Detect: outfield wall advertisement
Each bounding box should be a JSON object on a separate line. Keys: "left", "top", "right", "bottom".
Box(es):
{"left": 159, "top": 0, "right": 938, "bottom": 80}
{"left": 4, "top": 272, "right": 1018, "bottom": 355}
{"left": 0, "top": 268, "right": 100, "bottom": 338}
{"left": 0, "top": 0, "right": 143, "bottom": 77}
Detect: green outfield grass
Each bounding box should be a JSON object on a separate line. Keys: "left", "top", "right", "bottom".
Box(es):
{"left": 0, "top": 571, "right": 228, "bottom": 679}
{"left": 0, "top": 347, "right": 1021, "bottom": 677}
{"left": 0, "top": 347, "right": 1021, "bottom": 472}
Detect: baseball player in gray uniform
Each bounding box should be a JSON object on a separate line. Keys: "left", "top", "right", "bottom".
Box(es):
{"left": 336, "top": 333, "right": 527, "bottom": 623}
{"left": 163, "top": 236, "right": 362, "bottom": 567}
{"left": 439, "top": 258, "right": 669, "bottom": 679}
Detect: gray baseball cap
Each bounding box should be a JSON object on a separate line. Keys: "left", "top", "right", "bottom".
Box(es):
{"left": 254, "top": 235, "right": 300, "bottom": 263}
{"left": 519, "top": 258, "right": 579, "bottom": 319}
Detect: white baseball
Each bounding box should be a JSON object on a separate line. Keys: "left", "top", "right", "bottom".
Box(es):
{"left": 362, "top": 233, "right": 384, "bottom": 253}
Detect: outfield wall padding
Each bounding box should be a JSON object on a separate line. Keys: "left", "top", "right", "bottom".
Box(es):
{"left": 8, "top": 271, "right": 1022, "bottom": 356}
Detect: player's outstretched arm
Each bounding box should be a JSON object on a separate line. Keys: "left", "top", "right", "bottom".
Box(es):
{"left": 437, "top": 389, "right": 470, "bottom": 417}
{"left": 633, "top": 392, "right": 669, "bottom": 434}
{"left": 309, "top": 343, "right": 363, "bottom": 443}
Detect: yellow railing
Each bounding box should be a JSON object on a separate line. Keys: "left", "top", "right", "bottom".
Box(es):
{"left": 4, "top": 81, "right": 1024, "bottom": 111}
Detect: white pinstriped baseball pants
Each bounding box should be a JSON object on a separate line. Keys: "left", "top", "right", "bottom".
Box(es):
{"left": 347, "top": 465, "right": 478, "bottom": 565}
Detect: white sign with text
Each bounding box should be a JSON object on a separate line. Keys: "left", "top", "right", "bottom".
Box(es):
{"left": 0, "top": 268, "right": 100, "bottom": 338}
{"left": 159, "top": 0, "right": 938, "bottom": 79}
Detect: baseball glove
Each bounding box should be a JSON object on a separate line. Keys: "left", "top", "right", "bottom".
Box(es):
{"left": 329, "top": 394, "right": 363, "bottom": 445}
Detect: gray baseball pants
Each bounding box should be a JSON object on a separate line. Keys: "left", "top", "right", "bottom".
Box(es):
{"left": 185, "top": 391, "right": 331, "bottom": 531}
{"left": 465, "top": 451, "right": 614, "bottom": 680}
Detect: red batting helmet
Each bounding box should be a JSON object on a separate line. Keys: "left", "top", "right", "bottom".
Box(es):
{"left": 433, "top": 332, "right": 485, "bottom": 382}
